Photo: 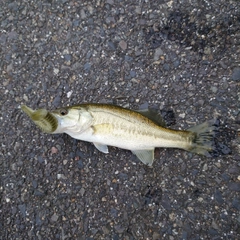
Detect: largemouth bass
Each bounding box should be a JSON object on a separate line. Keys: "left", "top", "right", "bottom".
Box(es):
{"left": 21, "top": 103, "right": 216, "bottom": 166}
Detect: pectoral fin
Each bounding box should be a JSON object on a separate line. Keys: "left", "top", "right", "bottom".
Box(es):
{"left": 132, "top": 149, "right": 155, "bottom": 166}
{"left": 93, "top": 142, "right": 109, "bottom": 153}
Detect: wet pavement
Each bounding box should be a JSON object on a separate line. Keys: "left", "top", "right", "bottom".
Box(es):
{"left": 1, "top": 0, "right": 240, "bottom": 239}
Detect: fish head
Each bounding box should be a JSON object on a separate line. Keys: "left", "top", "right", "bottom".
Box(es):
{"left": 51, "top": 107, "right": 83, "bottom": 133}
{"left": 22, "top": 105, "right": 92, "bottom": 135}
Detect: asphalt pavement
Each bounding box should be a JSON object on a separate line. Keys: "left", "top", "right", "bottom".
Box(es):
{"left": 1, "top": 0, "right": 240, "bottom": 239}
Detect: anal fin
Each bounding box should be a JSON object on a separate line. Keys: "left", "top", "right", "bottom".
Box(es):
{"left": 132, "top": 149, "right": 155, "bottom": 166}
{"left": 93, "top": 142, "right": 109, "bottom": 153}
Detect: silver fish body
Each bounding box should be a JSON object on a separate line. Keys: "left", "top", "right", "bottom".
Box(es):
{"left": 21, "top": 103, "right": 216, "bottom": 166}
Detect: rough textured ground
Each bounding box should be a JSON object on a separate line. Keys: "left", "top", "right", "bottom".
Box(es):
{"left": 1, "top": 0, "right": 240, "bottom": 239}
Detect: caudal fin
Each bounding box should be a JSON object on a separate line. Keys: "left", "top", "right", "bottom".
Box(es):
{"left": 186, "top": 119, "right": 217, "bottom": 157}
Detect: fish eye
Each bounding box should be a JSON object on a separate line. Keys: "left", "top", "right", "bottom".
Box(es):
{"left": 60, "top": 108, "right": 68, "bottom": 116}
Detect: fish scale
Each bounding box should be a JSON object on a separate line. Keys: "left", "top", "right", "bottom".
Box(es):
{"left": 90, "top": 110, "right": 160, "bottom": 142}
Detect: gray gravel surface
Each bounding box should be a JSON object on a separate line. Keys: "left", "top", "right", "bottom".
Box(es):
{"left": 1, "top": 0, "right": 240, "bottom": 239}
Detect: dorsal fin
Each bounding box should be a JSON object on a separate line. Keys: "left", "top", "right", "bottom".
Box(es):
{"left": 136, "top": 108, "right": 166, "bottom": 127}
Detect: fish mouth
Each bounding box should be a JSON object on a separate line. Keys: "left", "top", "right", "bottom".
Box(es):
{"left": 21, "top": 105, "right": 58, "bottom": 133}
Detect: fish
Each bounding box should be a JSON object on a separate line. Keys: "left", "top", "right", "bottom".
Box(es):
{"left": 21, "top": 103, "right": 216, "bottom": 166}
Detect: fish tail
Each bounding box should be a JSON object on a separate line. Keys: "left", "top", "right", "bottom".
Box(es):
{"left": 186, "top": 119, "right": 217, "bottom": 157}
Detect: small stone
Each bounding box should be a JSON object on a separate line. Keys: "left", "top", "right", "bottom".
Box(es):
{"left": 135, "top": 6, "right": 142, "bottom": 14}
{"left": 139, "top": 19, "right": 146, "bottom": 25}
{"left": 84, "top": 62, "right": 91, "bottom": 71}
{"left": 18, "top": 204, "right": 26, "bottom": 217}
{"left": 67, "top": 90, "right": 73, "bottom": 98}
{"left": 173, "top": 59, "right": 180, "bottom": 68}
{"left": 106, "top": 0, "right": 114, "bottom": 5}
{"left": 187, "top": 206, "right": 194, "bottom": 212}
{"left": 163, "top": 63, "right": 170, "bottom": 71}
{"left": 57, "top": 174, "right": 65, "bottom": 179}
{"left": 23, "top": 94, "right": 28, "bottom": 101}
{"left": 63, "top": 48, "right": 69, "bottom": 54}
{"left": 211, "top": 86, "right": 218, "bottom": 93}
{"left": 232, "top": 67, "right": 240, "bottom": 81}
{"left": 73, "top": 19, "right": 80, "bottom": 27}
{"left": 232, "top": 198, "right": 240, "bottom": 210}
{"left": 108, "top": 41, "right": 116, "bottom": 50}
{"left": 32, "top": 180, "right": 38, "bottom": 188}
{"left": 80, "top": 187, "right": 85, "bottom": 196}
{"left": 119, "top": 40, "right": 127, "bottom": 50}
{"left": 130, "top": 70, "right": 136, "bottom": 78}
{"left": 64, "top": 54, "right": 72, "bottom": 62}
{"left": 72, "top": 62, "right": 81, "bottom": 70}
{"left": 102, "top": 226, "right": 110, "bottom": 234}
{"left": 80, "top": 9, "right": 86, "bottom": 19}
{"left": 102, "top": 197, "right": 107, "bottom": 201}
{"left": 3, "top": 80, "right": 9, "bottom": 86}
{"left": 211, "top": 220, "right": 219, "bottom": 230}
{"left": 169, "top": 212, "right": 176, "bottom": 221}
{"left": 34, "top": 189, "right": 45, "bottom": 197}
{"left": 124, "top": 55, "right": 133, "bottom": 61}
{"left": 52, "top": 95, "right": 61, "bottom": 107}
{"left": 219, "top": 61, "right": 227, "bottom": 69}
{"left": 214, "top": 189, "right": 224, "bottom": 204}
{"left": 114, "top": 224, "right": 125, "bottom": 233}
{"left": 53, "top": 68, "right": 59, "bottom": 75}
{"left": 14, "top": 142, "right": 21, "bottom": 151}
{"left": 179, "top": 113, "right": 185, "bottom": 118}
{"left": 51, "top": 213, "right": 59, "bottom": 222}
{"left": 228, "top": 182, "right": 240, "bottom": 192}
{"left": 7, "top": 63, "right": 13, "bottom": 72}
{"left": 77, "top": 160, "right": 84, "bottom": 169}
{"left": 153, "top": 232, "right": 161, "bottom": 240}
{"left": 203, "top": 163, "right": 208, "bottom": 171}
{"left": 154, "top": 47, "right": 163, "bottom": 61}
{"left": 204, "top": 46, "right": 211, "bottom": 55}
{"left": 51, "top": 147, "right": 58, "bottom": 154}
